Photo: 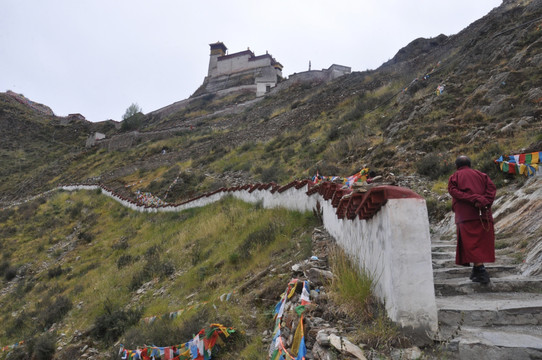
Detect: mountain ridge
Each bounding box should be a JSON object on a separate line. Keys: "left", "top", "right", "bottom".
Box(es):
{"left": 2, "top": 0, "right": 541, "bottom": 205}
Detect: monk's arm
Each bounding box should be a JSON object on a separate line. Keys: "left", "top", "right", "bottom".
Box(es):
{"left": 448, "top": 177, "right": 485, "bottom": 205}
{"left": 480, "top": 175, "right": 497, "bottom": 207}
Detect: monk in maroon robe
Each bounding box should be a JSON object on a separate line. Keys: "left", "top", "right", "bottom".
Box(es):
{"left": 448, "top": 155, "right": 496, "bottom": 283}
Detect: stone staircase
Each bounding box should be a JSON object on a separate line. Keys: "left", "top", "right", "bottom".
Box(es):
{"left": 432, "top": 237, "right": 542, "bottom": 359}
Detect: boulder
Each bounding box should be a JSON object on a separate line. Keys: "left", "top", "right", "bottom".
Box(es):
{"left": 499, "top": 122, "right": 518, "bottom": 134}
{"left": 391, "top": 346, "right": 423, "bottom": 360}
{"left": 527, "top": 88, "right": 542, "bottom": 102}
{"left": 328, "top": 334, "right": 367, "bottom": 360}
{"left": 316, "top": 331, "right": 330, "bottom": 346}
{"left": 304, "top": 268, "right": 334, "bottom": 285}
{"left": 312, "top": 342, "right": 334, "bottom": 360}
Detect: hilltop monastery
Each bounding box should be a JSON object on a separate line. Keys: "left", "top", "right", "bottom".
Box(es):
{"left": 196, "top": 42, "right": 351, "bottom": 97}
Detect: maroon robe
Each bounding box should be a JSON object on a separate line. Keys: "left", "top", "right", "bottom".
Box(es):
{"left": 448, "top": 166, "right": 496, "bottom": 265}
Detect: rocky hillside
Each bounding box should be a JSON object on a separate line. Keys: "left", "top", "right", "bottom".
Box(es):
{"left": 1, "top": 0, "right": 541, "bottom": 208}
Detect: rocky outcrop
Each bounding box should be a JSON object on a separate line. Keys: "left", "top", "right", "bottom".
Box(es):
{"left": 5, "top": 90, "right": 54, "bottom": 116}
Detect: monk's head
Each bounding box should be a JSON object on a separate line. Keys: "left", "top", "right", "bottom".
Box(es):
{"left": 455, "top": 155, "right": 471, "bottom": 169}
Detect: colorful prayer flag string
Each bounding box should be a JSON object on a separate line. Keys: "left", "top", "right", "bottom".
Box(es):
{"left": 494, "top": 151, "right": 541, "bottom": 177}
{"left": 1, "top": 341, "right": 25, "bottom": 353}
{"left": 269, "top": 279, "right": 310, "bottom": 360}
{"left": 135, "top": 190, "right": 168, "bottom": 207}
{"left": 312, "top": 168, "right": 370, "bottom": 188}
{"left": 119, "top": 323, "right": 234, "bottom": 360}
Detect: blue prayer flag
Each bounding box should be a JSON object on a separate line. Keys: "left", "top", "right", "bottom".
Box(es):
{"left": 296, "top": 337, "right": 306, "bottom": 360}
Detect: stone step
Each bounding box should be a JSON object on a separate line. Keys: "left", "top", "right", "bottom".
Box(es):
{"left": 443, "top": 326, "right": 542, "bottom": 360}
{"left": 432, "top": 257, "right": 457, "bottom": 267}
{"left": 432, "top": 257, "right": 518, "bottom": 269}
{"left": 432, "top": 258, "right": 458, "bottom": 269}
{"left": 431, "top": 246, "right": 455, "bottom": 253}
{"left": 431, "top": 243, "right": 455, "bottom": 250}
{"left": 437, "top": 292, "right": 542, "bottom": 328}
{"left": 431, "top": 239, "right": 455, "bottom": 245}
{"left": 434, "top": 275, "right": 542, "bottom": 296}
{"left": 431, "top": 251, "right": 456, "bottom": 259}
{"left": 431, "top": 241, "right": 517, "bottom": 254}
{"left": 432, "top": 265, "right": 518, "bottom": 280}
{"left": 430, "top": 248, "right": 517, "bottom": 261}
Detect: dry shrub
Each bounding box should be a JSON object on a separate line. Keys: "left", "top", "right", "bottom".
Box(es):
{"left": 355, "top": 309, "right": 410, "bottom": 351}
{"left": 91, "top": 300, "right": 142, "bottom": 345}
{"left": 55, "top": 345, "right": 84, "bottom": 360}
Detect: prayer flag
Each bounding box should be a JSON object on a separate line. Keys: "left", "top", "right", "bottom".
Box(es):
{"left": 270, "top": 349, "right": 280, "bottom": 360}
{"left": 276, "top": 297, "right": 287, "bottom": 319}
{"left": 288, "top": 281, "right": 298, "bottom": 299}
{"left": 163, "top": 347, "right": 173, "bottom": 360}
{"left": 291, "top": 315, "right": 304, "bottom": 356}
{"left": 296, "top": 337, "right": 306, "bottom": 360}
{"left": 189, "top": 340, "right": 199, "bottom": 359}
{"left": 203, "top": 332, "right": 218, "bottom": 354}
{"left": 509, "top": 163, "right": 517, "bottom": 174}
{"left": 295, "top": 305, "right": 306, "bottom": 316}
{"left": 300, "top": 281, "right": 311, "bottom": 305}
{"left": 269, "top": 327, "right": 281, "bottom": 356}
{"left": 197, "top": 333, "right": 205, "bottom": 358}
{"left": 274, "top": 296, "right": 284, "bottom": 315}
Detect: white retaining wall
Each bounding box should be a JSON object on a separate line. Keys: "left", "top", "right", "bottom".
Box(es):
{"left": 60, "top": 183, "right": 437, "bottom": 339}
{"left": 231, "top": 186, "right": 318, "bottom": 213}
{"left": 320, "top": 197, "right": 437, "bottom": 340}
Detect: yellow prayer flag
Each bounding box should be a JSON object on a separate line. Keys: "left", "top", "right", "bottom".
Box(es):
{"left": 291, "top": 315, "right": 304, "bottom": 357}
{"left": 532, "top": 152, "right": 540, "bottom": 164}
{"left": 287, "top": 282, "right": 298, "bottom": 299}
{"left": 211, "top": 323, "right": 231, "bottom": 338}
{"left": 180, "top": 348, "right": 190, "bottom": 357}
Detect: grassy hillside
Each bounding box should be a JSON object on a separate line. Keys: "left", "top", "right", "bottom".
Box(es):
{"left": 0, "top": 94, "right": 86, "bottom": 201}
{"left": 1, "top": 1, "right": 541, "bottom": 212}
{"left": 0, "top": 191, "right": 316, "bottom": 359}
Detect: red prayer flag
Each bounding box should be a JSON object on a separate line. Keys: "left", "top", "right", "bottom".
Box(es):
{"left": 204, "top": 331, "right": 219, "bottom": 351}
{"left": 163, "top": 347, "right": 173, "bottom": 360}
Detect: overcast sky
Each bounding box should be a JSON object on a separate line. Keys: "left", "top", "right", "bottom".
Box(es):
{"left": 1, "top": 0, "right": 502, "bottom": 122}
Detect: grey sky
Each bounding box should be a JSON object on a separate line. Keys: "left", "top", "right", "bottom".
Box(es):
{"left": 1, "top": 0, "right": 502, "bottom": 122}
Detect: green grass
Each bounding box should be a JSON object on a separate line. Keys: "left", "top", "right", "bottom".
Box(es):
{"left": 328, "top": 246, "right": 408, "bottom": 352}
{"left": 0, "top": 190, "right": 317, "bottom": 359}
{"left": 329, "top": 246, "right": 374, "bottom": 321}
{"left": 495, "top": 240, "right": 510, "bottom": 250}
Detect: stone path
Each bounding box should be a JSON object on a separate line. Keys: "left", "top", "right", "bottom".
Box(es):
{"left": 432, "top": 237, "right": 542, "bottom": 359}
